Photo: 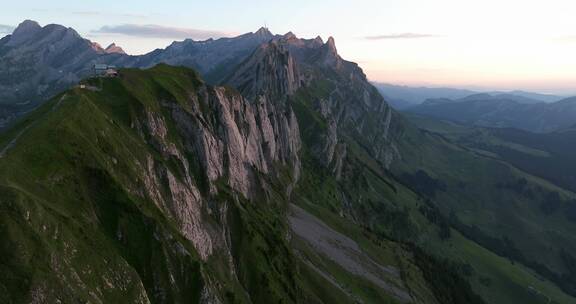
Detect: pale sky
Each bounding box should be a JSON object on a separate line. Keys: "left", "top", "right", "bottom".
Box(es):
{"left": 1, "top": 0, "right": 576, "bottom": 94}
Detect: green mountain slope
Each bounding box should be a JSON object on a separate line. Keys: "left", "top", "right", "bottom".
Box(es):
{"left": 0, "top": 65, "right": 453, "bottom": 304}
{"left": 289, "top": 77, "right": 576, "bottom": 303}
{"left": 0, "top": 65, "right": 307, "bottom": 303}
{"left": 399, "top": 113, "right": 576, "bottom": 300}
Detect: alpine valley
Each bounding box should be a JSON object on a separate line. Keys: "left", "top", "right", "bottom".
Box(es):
{"left": 1, "top": 20, "right": 576, "bottom": 304}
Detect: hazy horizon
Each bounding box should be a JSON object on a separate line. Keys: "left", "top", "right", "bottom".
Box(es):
{"left": 2, "top": 0, "right": 576, "bottom": 95}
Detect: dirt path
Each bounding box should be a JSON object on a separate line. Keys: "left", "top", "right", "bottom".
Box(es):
{"left": 0, "top": 94, "right": 67, "bottom": 158}
{"left": 0, "top": 124, "right": 32, "bottom": 158}
{"left": 50, "top": 94, "right": 67, "bottom": 112}
{"left": 288, "top": 204, "right": 412, "bottom": 303}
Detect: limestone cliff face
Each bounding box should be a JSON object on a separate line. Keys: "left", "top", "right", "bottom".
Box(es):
{"left": 309, "top": 36, "right": 400, "bottom": 168}
{"left": 122, "top": 67, "right": 301, "bottom": 265}
{"left": 223, "top": 41, "right": 302, "bottom": 99}
{"left": 225, "top": 34, "right": 401, "bottom": 171}
{"left": 161, "top": 86, "right": 300, "bottom": 197}
{"left": 123, "top": 68, "right": 302, "bottom": 302}
{"left": 319, "top": 62, "right": 401, "bottom": 169}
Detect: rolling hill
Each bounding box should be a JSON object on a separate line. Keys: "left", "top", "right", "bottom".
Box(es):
{"left": 407, "top": 94, "right": 576, "bottom": 132}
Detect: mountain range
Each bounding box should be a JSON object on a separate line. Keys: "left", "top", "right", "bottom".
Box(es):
{"left": 372, "top": 83, "right": 565, "bottom": 110}
{"left": 0, "top": 20, "right": 280, "bottom": 128}
{"left": 1, "top": 20, "right": 576, "bottom": 304}
{"left": 407, "top": 93, "right": 576, "bottom": 132}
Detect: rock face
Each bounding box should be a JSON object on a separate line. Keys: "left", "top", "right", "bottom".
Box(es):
{"left": 157, "top": 80, "right": 301, "bottom": 199}
{"left": 119, "top": 66, "right": 302, "bottom": 268}
{"left": 223, "top": 41, "right": 302, "bottom": 99}
{"left": 234, "top": 34, "right": 402, "bottom": 169}
{"left": 105, "top": 43, "right": 126, "bottom": 54}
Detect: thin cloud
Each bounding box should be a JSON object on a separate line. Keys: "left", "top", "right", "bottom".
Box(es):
{"left": 73, "top": 11, "right": 147, "bottom": 18}
{"left": 121, "top": 13, "right": 148, "bottom": 18}
{"left": 93, "top": 24, "right": 231, "bottom": 40}
{"left": 0, "top": 24, "right": 15, "bottom": 34}
{"left": 365, "top": 33, "right": 438, "bottom": 40}
{"left": 73, "top": 11, "right": 101, "bottom": 16}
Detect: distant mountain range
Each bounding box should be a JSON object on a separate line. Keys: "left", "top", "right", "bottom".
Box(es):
{"left": 407, "top": 93, "right": 576, "bottom": 133}
{"left": 372, "top": 83, "right": 477, "bottom": 109}
{"left": 0, "top": 20, "right": 280, "bottom": 127}
{"left": 0, "top": 20, "right": 126, "bottom": 126}
{"left": 374, "top": 83, "right": 576, "bottom": 133}
{"left": 1, "top": 19, "right": 570, "bottom": 131}
{"left": 373, "top": 82, "right": 565, "bottom": 110}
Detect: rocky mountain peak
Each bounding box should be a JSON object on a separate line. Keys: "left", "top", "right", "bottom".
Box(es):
{"left": 315, "top": 36, "right": 344, "bottom": 69}
{"left": 105, "top": 43, "right": 126, "bottom": 54}
{"left": 254, "top": 26, "right": 273, "bottom": 39}
{"left": 12, "top": 19, "right": 41, "bottom": 36}
{"left": 6, "top": 19, "right": 42, "bottom": 46}
{"left": 43, "top": 23, "right": 74, "bottom": 33}
{"left": 40, "top": 23, "right": 84, "bottom": 43}
{"left": 90, "top": 41, "right": 105, "bottom": 52}
{"left": 283, "top": 31, "right": 297, "bottom": 40}
{"left": 325, "top": 36, "right": 337, "bottom": 54}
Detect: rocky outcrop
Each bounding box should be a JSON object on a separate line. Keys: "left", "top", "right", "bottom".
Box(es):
{"left": 105, "top": 43, "right": 126, "bottom": 54}
{"left": 317, "top": 37, "right": 342, "bottom": 69}
{"left": 223, "top": 41, "right": 302, "bottom": 99}
{"left": 164, "top": 87, "right": 300, "bottom": 198}
{"left": 227, "top": 33, "right": 402, "bottom": 169}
